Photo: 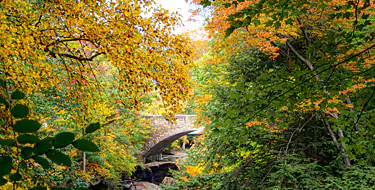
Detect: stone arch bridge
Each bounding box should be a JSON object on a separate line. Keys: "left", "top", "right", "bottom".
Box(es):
{"left": 142, "top": 115, "right": 198, "bottom": 159}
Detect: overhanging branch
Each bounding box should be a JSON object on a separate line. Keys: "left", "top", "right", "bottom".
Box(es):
{"left": 46, "top": 48, "right": 103, "bottom": 61}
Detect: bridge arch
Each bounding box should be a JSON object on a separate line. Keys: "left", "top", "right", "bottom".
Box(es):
{"left": 142, "top": 115, "right": 197, "bottom": 158}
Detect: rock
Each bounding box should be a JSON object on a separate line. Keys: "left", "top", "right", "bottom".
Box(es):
{"left": 134, "top": 182, "right": 162, "bottom": 190}
{"left": 161, "top": 177, "right": 176, "bottom": 187}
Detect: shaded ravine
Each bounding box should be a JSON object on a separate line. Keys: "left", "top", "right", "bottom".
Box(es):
{"left": 90, "top": 151, "right": 187, "bottom": 190}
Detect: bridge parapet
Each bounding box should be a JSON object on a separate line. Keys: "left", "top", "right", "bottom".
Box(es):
{"left": 143, "top": 115, "right": 196, "bottom": 134}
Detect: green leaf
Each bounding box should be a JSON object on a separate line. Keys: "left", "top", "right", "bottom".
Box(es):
{"left": 51, "top": 188, "right": 69, "bottom": 190}
{"left": 19, "top": 162, "right": 27, "bottom": 170}
{"left": 285, "top": 18, "right": 293, "bottom": 25}
{"left": 0, "top": 156, "right": 12, "bottom": 177}
{"left": 54, "top": 132, "right": 75, "bottom": 148}
{"left": 0, "top": 96, "right": 9, "bottom": 108}
{"left": 33, "top": 156, "right": 50, "bottom": 170}
{"left": 318, "top": 3, "right": 327, "bottom": 9}
{"left": 73, "top": 139, "right": 100, "bottom": 152}
{"left": 224, "top": 3, "right": 231, "bottom": 8}
{"left": 0, "top": 178, "right": 7, "bottom": 186}
{"left": 274, "top": 21, "right": 281, "bottom": 28}
{"left": 9, "top": 173, "right": 22, "bottom": 181}
{"left": 0, "top": 138, "right": 16, "bottom": 147}
{"left": 241, "top": 18, "right": 250, "bottom": 26}
{"left": 85, "top": 122, "right": 100, "bottom": 134}
{"left": 33, "top": 137, "right": 54, "bottom": 155}
{"left": 225, "top": 26, "right": 235, "bottom": 37}
{"left": 11, "top": 104, "right": 29, "bottom": 118}
{"left": 265, "top": 20, "right": 274, "bottom": 27}
{"left": 270, "top": 115, "right": 275, "bottom": 122}
{"left": 29, "top": 186, "right": 47, "bottom": 190}
{"left": 17, "top": 134, "right": 39, "bottom": 144}
{"left": 199, "top": 0, "right": 211, "bottom": 7}
{"left": 21, "top": 147, "right": 34, "bottom": 159}
{"left": 11, "top": 90, "right": 25, "bottom": 100}
{"left": 362, "top": 13, "right": 370, "bottom": 20}
{"left": 0, "top": 79, "right": 5, "bottom": 88}
{"left": 46, "top": 150, "right": 72, "bottom": 167}
{"left": 13, "top": 119, "right": 42, "bottom": 133}
{"left": 253, "top": 19, "right": 261, "bottom": 26}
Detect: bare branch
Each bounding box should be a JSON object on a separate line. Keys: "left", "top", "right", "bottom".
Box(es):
{"left": 286, "top": 40, "right": 314, "bottom": 70}
{"left": 297, "top": 18, "right": 310, "bottom": 45}
{"left": 46, "top": 48, "right": 103, "bottom": 61}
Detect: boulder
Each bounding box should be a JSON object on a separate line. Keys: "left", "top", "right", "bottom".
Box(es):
{"left": 134, "top": 182, "right": 162, "bottom": 190}
{"left": 161, "top": 177, "right": 176, "bottom": 187}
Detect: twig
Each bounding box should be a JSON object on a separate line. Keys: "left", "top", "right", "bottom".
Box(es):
{"left": 284, "top": 114, "right": 316, "bottom": 156}
{"left": 355, "top": 87, "right": 375, "bottom": 126}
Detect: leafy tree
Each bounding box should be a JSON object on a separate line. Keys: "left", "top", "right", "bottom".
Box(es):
{"left": 0, "top": 87, "right": 100, "bottom": 189}
{"left": 168, "top": 0, "right": 375, "bottom": 189}
{"left": 0, "top": 0, "right": 193, "bottom": 188}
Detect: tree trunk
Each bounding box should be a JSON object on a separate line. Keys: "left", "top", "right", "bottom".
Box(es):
{"left": 286, "top": 40, "right": 351, "bottom": 167}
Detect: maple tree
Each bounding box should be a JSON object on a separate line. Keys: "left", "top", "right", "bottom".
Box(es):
{"left": 0, "top": 0, "right": 192, "bottom": 188}
{"left": 167, "top": 0, "right": 375, "bottom": 189}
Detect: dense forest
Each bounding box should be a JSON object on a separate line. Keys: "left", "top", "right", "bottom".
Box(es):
{"left": 1, "top": 0, "right": 375, "bottom": 189}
